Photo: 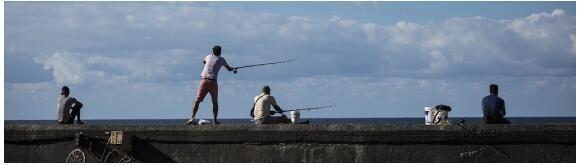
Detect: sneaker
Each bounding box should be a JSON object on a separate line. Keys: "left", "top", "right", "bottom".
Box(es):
{"left": 186, "top": 118, "right": 198, "bottom": 125}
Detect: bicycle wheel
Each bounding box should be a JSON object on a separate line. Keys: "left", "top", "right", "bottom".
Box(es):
{"left": 104, "top": 148, "right": 132, "bottom": 163}
{"left": 66, "top": 148, "right": 86, "bottom": 163}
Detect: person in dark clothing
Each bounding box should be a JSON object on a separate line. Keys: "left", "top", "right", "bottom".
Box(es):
{"left": 481, "top": 84, "right": 510, "bottom": 124}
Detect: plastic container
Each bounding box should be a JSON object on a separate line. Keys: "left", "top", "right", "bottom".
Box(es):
{"left": 198, "top": 119, "right": 211, "bottom": 125}
{"left": 424, "top": 107, "right": 434, "bottom": 125}
{"left": 291, "top": 111, "right": 300, "bottom": 124}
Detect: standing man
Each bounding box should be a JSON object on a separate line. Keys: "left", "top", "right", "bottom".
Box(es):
{"left": 252, "top": 86, "right": 290, "bottom": 124}
{"left": 187, "top": 45, "right": 234, "bottom": 125}
{"left": 57, "top": 86, "right": 84, "bottom": 124}
{"left": 482, "top": 84, "right": 511, "bottom": 124}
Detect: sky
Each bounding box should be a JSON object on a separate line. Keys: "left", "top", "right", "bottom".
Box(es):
{"left": 4, "top": 1, "right": 576, "bottom": 120}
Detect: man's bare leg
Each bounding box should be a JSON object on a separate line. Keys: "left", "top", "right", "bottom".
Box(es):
{"left": 75, "top": 108, "right": 84, "bottom": 124}
{"left": 212, "top": 101, "right": 220, "bottom": 124}
{"left": 73, "top": 103, "right": 84, "bottom": 124}
{"left": 188, "top": 101, "right": 201, "bottom": 124}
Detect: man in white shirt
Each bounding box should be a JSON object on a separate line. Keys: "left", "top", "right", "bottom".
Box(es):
{"left": 187, "top": 45, "right": 234, "bottom": 125}
{"left": 253, "top": 86, "right": 290, "bottom": 124}
{"left": 57, "top": 86, "right": 84, "bottom": 124}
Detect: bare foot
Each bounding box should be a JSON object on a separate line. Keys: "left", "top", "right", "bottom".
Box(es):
{"left": 186, "top": 118, "right": 197, "bottom": 125}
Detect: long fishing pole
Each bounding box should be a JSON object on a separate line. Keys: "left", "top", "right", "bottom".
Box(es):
{"left": 232, "top": 59, "right": 295, "bottom": 74}
{"left": 272, "top": 105, "right": 335, "bottom": 114}
{"left": 454, "top": 120, "right": 511, "bottom": 159}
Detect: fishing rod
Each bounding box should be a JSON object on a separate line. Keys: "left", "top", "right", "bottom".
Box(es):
{"left": 453, "top": 120, "right": 511, "bottom": 159}
{"left": 271, "top": 105, "right": 336, "bottom": 114}
{"left": 232, "top": 59, "right": 295, "bottom": 74}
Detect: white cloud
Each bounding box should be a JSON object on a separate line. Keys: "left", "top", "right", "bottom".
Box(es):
{"left": 34, "top": 50, "right": 194, "bottom": 85}
{"left": 389, "top": 21, "right": 421, "bottom": 44}
{"left": 508, "top": 9, "right": 571, "bottom": 40}
{"left": 331, "top": 16, "right": 357, "bottom": 27}
{"left": 36, "top": 52, "right": 84, "bottom": 85}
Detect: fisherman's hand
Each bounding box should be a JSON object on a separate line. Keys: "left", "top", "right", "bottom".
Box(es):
{"left": 233, "top": 69, "right": 238, "bottom": 74}
{"left": 269, "top": 111, "right": 276, "bottom": 115}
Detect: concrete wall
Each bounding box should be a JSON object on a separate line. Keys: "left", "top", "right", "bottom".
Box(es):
{"left": 5, "top": 124, "right": 575, "bottom": 163}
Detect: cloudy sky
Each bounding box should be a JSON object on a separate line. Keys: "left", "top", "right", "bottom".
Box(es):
{"left": 5, "top": 2, "right": 576, "bottom": 120}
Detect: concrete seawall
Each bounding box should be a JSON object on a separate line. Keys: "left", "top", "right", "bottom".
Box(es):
{"left": 5, "top": 124, "right": 575, "bottom": 162}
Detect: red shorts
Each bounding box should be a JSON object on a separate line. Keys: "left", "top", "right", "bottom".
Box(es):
{"left": 195, "top": 79, "right": 218, "bottom": 102}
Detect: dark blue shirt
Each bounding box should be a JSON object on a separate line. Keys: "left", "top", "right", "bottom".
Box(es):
{"left": 482, "top": 94, "right": 506, "bottom": 119}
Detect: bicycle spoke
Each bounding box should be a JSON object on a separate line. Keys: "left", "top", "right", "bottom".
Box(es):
{"left": 66, "top": 148, "right": 86, "bottom": 163}
{"left": 104, "top": 149, "right": 132, "bottom": 163}
{"left": 120, "top": 154, "right": 131, "bottom": 162}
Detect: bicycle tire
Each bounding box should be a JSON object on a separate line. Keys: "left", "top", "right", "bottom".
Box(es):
{"left": 66, "top": 148, "right": 86, "bottom": 163}
{"left": 104, "top": 148, "right": 132, "bottom": 163}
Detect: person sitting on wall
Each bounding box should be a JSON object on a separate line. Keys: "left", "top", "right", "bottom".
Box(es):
{"left": 251, "top": 86, "right": 290, "bottom": 125}
{"left": 57, "top": 86, "right": 84, "bottom": 124}
{"left": 482, "top": 84, "right": 511, "bottom": 124}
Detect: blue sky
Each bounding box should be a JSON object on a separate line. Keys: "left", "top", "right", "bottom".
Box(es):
{"left": 4, "top": 1, "right": 576, "bottom": 120}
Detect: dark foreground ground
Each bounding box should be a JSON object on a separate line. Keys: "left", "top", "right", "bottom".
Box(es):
{"left": 5, "top": 123, "right": 575, "bottom": 163}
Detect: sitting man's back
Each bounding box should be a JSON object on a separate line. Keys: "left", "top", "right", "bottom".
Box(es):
{"left": 482, "top": 84, "right": 510, "bottom": 124}
{"left": 253, "top": 86, "right": 289, "bottom": 124}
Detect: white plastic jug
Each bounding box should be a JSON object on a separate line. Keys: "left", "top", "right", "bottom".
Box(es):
{"left": 291, "top": 111, "right": 300, "bottom": 124}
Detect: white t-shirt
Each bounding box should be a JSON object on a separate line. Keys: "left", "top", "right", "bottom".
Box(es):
{"left": 253, "top": 93, "right": 279, "bottom": 120}
{"left": 200, "top": 55, "right": 228, "bottom": 79}
{"left": 57, "top": 95, "right": 77, "bottom": 123}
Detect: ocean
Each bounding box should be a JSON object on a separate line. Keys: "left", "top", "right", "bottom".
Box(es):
{"left": 4, "top": 117, "right": 575, "bottom": 125}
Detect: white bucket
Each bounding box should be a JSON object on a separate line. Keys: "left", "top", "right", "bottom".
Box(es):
{"left": 291, "top": 111, "right": 300, "bottom": 124}
{"left": 424, "top": 107, "right": 434, "bottom": 125}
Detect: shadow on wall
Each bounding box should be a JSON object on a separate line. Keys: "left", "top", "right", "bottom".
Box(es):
{"left": 131, "top": 137, "right": 177, "bottom": 163}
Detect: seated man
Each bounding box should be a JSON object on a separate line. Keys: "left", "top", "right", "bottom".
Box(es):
{"left": 482, "top": 84, "right": 510, "bottom": 124}
{"left": 252, "top": 86, "right": 290, "bottom": 125}
{"left": 57, "top": 86, "right": 84, "bottom": 124}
